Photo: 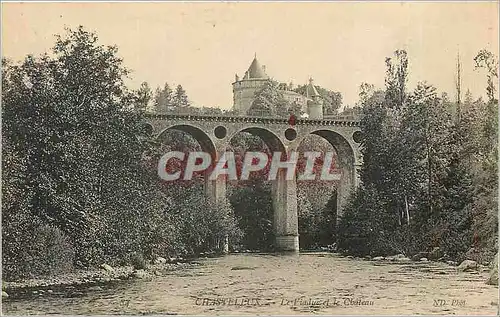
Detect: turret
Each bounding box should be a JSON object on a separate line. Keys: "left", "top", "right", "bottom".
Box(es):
{"left": 306, "top": 78, "right": 323, "bottom": 119}
{"left": 232, "top": 55, "right": 269, "bottom": 114}
{"left": 306, "top": 78, "right": 321, "bottom": 102}
{"left": 246, "top": 56, "right": 268, "bottom": 79}
{"left": 308, "top": 100, "right": 323, "bottom": 119}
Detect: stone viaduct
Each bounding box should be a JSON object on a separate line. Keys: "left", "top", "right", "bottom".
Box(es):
{"left": 144, "top": 113, "right": 363, "bottom": 252}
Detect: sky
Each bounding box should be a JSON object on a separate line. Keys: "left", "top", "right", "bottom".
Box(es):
{"left": 2, "top": 2, "right": 499, "bottom": 109}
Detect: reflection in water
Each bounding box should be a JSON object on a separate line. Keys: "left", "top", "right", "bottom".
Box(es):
{"left": 3, "top": 253, "right": 497, "bottom": 315}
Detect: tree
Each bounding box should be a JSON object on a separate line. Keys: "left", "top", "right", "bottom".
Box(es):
{"left": 338, "top": 49, "right": 498, "bottom": 262}
{"left": 337, "top": 51, "right": 414, "bottom": 256}
{"left": 357, "top": 82, "right": 375, "bottom": 106}
{"left": 464, "top": 50, "right": 499, "bottom": 261}
{"left": 2, "top": 26, "right": 248, "bottom": 279}
{"left": 131, "top": 81, "right": 153, "bottom": 111}
{"left": 173, "top": 84, "right": 190, "bottom": 108}
{"left": 248, "top": 80, "right": 289, "bottom": 117}
{"left": 385, "top": 50, "right": 409, "bottom": 109}
{"left": 288, "top": 101, "right": 304, "bottom": 116}
{"left": 153, "top": 82, "right": 174, "bottom": 112}
{"left": 1, "top": 26, "right": 168, "bottom": 266}
{"left": 474, "top": 49, "right": 498, "bottom": 103}
{"left": 412, "top": 83, "right": 452, "bottom": 218}
{"left": 337, "top": 185, "right": 393, "bottom": 256}
{"left": 228, "top": 183, "right": 274, "bottom": 251}
{"left": 438, "top": 130, "right": 474, "bottom": 260}
{"left": 455, "top": 52, "right": 463, "bottom": 121}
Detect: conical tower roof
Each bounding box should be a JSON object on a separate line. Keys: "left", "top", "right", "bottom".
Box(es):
{"left": 306, "top": 78, "right": 320, "bottom": 98}
{"left": 246, "top": 56, "right": 268, "bottom": 79}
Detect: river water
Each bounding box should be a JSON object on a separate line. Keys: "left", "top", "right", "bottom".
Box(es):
{"left": 3, "top": 253, "right": 498, "bottom": 315}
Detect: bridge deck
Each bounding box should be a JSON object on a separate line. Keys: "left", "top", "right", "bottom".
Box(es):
{"left": 145, "top": 113, "right": 361, "bottom": 127}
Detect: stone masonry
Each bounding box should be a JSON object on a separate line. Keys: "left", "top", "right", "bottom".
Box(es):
{"left": 145, "top": 113, "right": 362, "bottom": 252}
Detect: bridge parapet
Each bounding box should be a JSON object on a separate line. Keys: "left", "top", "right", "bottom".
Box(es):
{"left": 145, "top": 113, "right": 361, "bottom": 127}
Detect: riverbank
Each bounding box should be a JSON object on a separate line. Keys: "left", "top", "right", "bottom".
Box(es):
{"left": 2, "top": 258, "right": 203, "bottom": 299}
{"left": 3, "top": 252, "right": 498, "bottom": 315}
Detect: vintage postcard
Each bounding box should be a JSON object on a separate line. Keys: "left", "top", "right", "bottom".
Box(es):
{"left": 1, "top": 1, "right": 499, "bottom": 315}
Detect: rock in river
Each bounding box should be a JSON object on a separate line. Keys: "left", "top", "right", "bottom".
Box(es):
{"left": 428, "top": 247, "right": 443, "bottom": 261}
{"left": 458, "top": 260, "right": 478, "bottom": 272}
{"left": 154, "top": 257, "right": 167, "bottom": 265}
{"left": 132, "top": 269, "right": 149, "bottom": 279}
{"left": 395, "top": 256, "right": 411, "bottom": 262}
{"left": 386, "top": 254, "right": 410, "bottom": 262}
{"left": 411, "top": 252, "right": 429, "bottom": 261}
{"left": 101, "top": 263, "right": 115, "bottom": 273}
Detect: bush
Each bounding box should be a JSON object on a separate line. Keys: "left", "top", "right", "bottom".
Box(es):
{"left": 128, "top": 252, "right": 147, "bottom": 270}
{"left": 31, "top": 224, "right": 75, "bottom": 275}
{"left": 229, "top": 183, "right": 274, "bottom": 251}
{"left": 337, "top": 186, "right": 397, "bottom": 256}
{"left": 2, "top": 211, "right": 74, "bottom": 281}
{"left": 377, "top": 225, "right": 431, "bottom": 257}
{"left": 166, "top": 183, "right": 242, "bottom": 255}
{"left": 298, "top": 190, "right": 337, "bottom": 250}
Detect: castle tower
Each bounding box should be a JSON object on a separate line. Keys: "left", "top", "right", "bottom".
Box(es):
{"left": 306, "top": 78, "right": 323, "bottom": 119}
{"left": 232, "top": 55, "right": 269, "bottom": 114}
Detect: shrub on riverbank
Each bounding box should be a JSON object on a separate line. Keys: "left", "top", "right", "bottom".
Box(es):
{"left": 337, "top": 186, "right": 398, "bottom": 256}
{"left": 229, "top": 183, "right": 274, "bottom": 251}
{"left": 2, "top": 211, "right": 74, "bottom": 281}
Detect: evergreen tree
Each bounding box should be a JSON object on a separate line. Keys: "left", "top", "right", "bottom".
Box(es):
{"left": 173, "top": 84, "right": 190, "bottom": 108}
{"left": 153, "top": 82, "right": 174, "bottom": 112}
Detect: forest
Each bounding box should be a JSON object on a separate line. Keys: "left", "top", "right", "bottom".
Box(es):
{"left": 2, "top": 27, "right": 497, "bottom": 281}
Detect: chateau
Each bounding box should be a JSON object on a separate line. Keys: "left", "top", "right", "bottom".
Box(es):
{"left": 232, "top": 56, "right": 324, "bottom": 119}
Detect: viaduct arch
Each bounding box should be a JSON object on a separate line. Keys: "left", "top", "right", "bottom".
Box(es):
{"left": 148, "top": 114, "right": 362, "bottom": 252}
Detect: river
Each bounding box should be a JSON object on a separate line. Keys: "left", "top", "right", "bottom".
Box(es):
{"left": 2, "top": 253, "right": 498, "bottom": 315}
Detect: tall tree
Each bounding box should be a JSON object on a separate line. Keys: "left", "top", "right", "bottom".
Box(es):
{"left": 385, "top": 50, "right": 409, "bottom": 110}
{"left": 1, "top": 26, "right": 167, "bottom": 265}
{"left": 474, "top": 49, "right": 499, "bottom": 103}
{"left": 132, "top": 81, "right": 153, "bottom": 111}
{"left": 153, "top": 82, "right": 174, "bottom": 112}
{"left": 357, "top": 82, "right": 375, "bottom": 106}
{"left": 406, "top": 82, "right": 453, "bottom": 221}
{"left": 455, "top": 51, "right": 462, "bottom": 121}
{"left": 173, "top": 84, "right": 190, "bottom": 108}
